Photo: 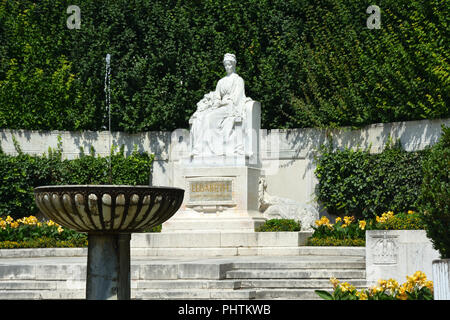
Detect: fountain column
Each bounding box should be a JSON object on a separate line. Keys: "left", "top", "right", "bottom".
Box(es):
{"left": 86, "top": 233, "right": 131, "bottom": 300}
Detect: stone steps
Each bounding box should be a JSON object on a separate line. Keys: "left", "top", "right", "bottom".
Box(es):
{"left": 135, "top": 289, "right": 257, "bottom": 300}
{"left": 226, "top": 269, "right": 366, "bottom": 279}
{"left": 0, "top": 248, "right": 367, "bottom": 300}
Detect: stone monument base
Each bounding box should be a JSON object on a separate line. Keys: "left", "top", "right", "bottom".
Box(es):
{"left": 130, "top": 231, "right": 313, "bottom": 256}
{"left": 163, "top": 165, "right": 265, "bottom": 233}
{"left": 162, "top": 213, "right": 266, "bottom": 233}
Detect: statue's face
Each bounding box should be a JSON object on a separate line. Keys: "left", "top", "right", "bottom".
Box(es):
{"left": 223, "top": 60, "right": 235, "bottom": 75}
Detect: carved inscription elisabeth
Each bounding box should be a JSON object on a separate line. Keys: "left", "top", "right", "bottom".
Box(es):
{"left": 189, "top": 180, "right": 232, "bottom": 202}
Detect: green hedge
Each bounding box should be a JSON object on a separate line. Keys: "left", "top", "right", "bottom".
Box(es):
{"left": 418, "top": 125, "right": 450, "bottom": 258}
{"left": 306, "top": 237, "right": 365, "bottom": 247}
{"left": 0, "top": 238, "right": 88, "bottom": 249}
{"left": 314, "top": 137, "right": 431, "bottom": 220}
{"left": 0, "top": 0, "right": 448, "bottom": 132}
{"left": 375, "top": 212, "right": 425, "bottom": 230}
{"left": 255, "top": 219, "right": 301, "bottom": 232}
{"left": 0, "top": 137, "right": 154, "bottom": 220}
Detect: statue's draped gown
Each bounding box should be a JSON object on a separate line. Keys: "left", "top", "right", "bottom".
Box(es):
{"left": 200, "top": 73, "right": 247, "bottom": 156}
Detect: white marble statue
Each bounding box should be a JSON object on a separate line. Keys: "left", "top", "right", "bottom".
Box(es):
{"left": 189, "top": 53, "right": 253, "bottom": 157}
{"left": 258, "top": 177, "right": 319, "bottom": 231}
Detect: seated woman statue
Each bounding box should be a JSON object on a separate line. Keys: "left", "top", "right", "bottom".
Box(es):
{"left": 189, "top": 53, "right": 251, "bottom": 157}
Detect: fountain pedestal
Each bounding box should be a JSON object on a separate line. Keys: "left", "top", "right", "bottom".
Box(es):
{"left": 86, "top": 233, "right": 131, "bottom": 300}
{"left": 34, "top": 185, "right": 184, "bottom": 300}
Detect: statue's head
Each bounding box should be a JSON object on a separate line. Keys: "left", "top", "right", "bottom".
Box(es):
{"left": 223, "top": 53, "right": 236, "bottom": 75}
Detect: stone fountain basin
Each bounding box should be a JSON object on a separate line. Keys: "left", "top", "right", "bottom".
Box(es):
{"left": 34, "top": 185, "right": 184, "bottom": 233}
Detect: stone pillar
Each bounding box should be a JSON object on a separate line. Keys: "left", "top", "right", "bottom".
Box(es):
{"left": 432, "top": 259, "right": 450, "bottom": 300}
{"left": 86, "top": 233, "right": 131, "bottom": 300}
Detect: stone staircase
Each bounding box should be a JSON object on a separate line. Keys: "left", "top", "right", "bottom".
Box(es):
{"left": 0, "top": 247, "right": 367, "bottom": 300}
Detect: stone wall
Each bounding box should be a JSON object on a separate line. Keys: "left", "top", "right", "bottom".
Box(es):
{"left": 1, "top": 117, "right": 449, "bottom": 211}
{"left": 366, "top": 230, "right": 440, "bottom": 283}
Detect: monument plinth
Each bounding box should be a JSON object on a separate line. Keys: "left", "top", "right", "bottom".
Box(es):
{"left": 162, "top": 53, "right": 265, "bottom": 233}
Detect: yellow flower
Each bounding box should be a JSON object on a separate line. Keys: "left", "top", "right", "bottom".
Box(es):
{"left": 424, "top": 280, "right": 434, "bottom": 292}
{"left": 343, "top": 216, "right": 354, "bottom": 225}
{"left": 376, "top": 211, "right": 394, "bottom": 223}
{"left": 369, "top": 285, "right": 383, "bottom": 294}
{"left": 47, "top": 220, "right": 56, "bottom": 227}
{"left": 5, "top": 216, "right": 13, "bottom": 224}
{"left": 0, "top": 220, "right": 6, "bottom": 230}
{"left": 413, "top": 271, "right": 427, "bottom": 282}
{"left": 386, "top": 279, "right": 399, "bottom": 291}
{"left": 335, "top": 217, "right": 342, "bottom": 223}
{"left": 315, "top": 216, "right": 332, "bottom": 228}
{"left": 339, "top": 282, "right": 356, "bottom": 293}
{"left": 407, "top": 210, "right": 414, "bottom": 215}
{"left": 330, "top": 277, "right": 340, "bottom": 289}
{"left": 397, "top": 286, "right": 408, "bottom": 300}
{"left": 356, "top": 291, "right": 368, "bottom": 300}
{"left": 10, "top": 221, "right": 19, "bottom": 228}
{"left": 359, "top": 220, "right": 366, "bottom": 230}
{"left": 378, "top": 279, "right": 387, "bottom": 288}
{"left": 57, "top": 226, "right": 64, "bottom": 234}
{"left": 24, "top": 216, "right": 38, "bottom": 225}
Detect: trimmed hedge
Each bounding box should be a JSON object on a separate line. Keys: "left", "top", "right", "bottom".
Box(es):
{"left": 0, "top": 237, "right": 88, "bottom": 249}
{"left": 314, "top": 137, "right": 431, "bottom": 220}
{"left": 307, "top": 237, "right": 365, "bottom": 247}
{"left": 375, "top": 212, "right": 425, "bottom": 230}
{"left": 0, "top": 0, "right": 448, "bottom": 132}
{"left": 255, "top": 219, "right": 301, "bottom": 232}
{"left": 0, "top": 137, "right": 154, "bottom": 220}
{"left": 418, "top": 125, "right": 450, "bottom": 258}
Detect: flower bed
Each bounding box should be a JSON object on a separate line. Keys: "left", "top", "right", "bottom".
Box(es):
{"left": 307, "top": 210, "right": 424, "bottom": 246}
{"left": 0, "top": 215, "right": 87, "bottom": 248}
{"left": 315, "top": 271, "right": 434, "bottom": 300}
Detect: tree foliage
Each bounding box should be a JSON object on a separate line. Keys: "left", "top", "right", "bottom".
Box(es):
{"left": 314, "top": 137, "right": 431, "bottom": 219}
{"left": 0, "top": 0, "right": 448, "bottom": 132}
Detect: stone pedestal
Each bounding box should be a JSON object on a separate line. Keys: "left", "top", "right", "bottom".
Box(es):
{"left": 164, "top": 97, "right": 265, "bottom": 233}
{"left": 432, "top": 259, "right": 450, "bottom": 300}
{"left": 86, "top": 233, "right": 131, "bottom": 300}
{"left": 163, "top": 165, "right": 265, "bottom": 232}
{"left": 365, "top": 230, "right": 440, "bottom": 285}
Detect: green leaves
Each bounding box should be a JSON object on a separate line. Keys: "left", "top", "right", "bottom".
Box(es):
{"left": 314, "top": 290, "right": 334, "bottom": 300}
{"left": 418, "top": 125, "right": 450, "bottom": 258}
{"left": 314, "top": 138, "right": 431, "bottom": 219}
{"left": 255, "top": 219, "right": 301, "bottom": 232}
{"left": 0, "top": 140, "right": 154, "bottom": 220}
{"left": 1, "top": 0, "right": 448, "bottom": 132}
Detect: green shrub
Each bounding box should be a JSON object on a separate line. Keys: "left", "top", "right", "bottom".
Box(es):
{"left": 142, "top": 224, "right": 162, "bottom": 233}
{"left": 314, "top": 138, "right": 431, "bottom": 219}
{"left": 307, "top": 237, "right": 365, "bottom": 247}
{"left": 418, "top": 125, "right": 450, "bottom": 258}
{"left": 59, "top": 144, "right": 154, "bottom": 185}
{"left": 0, "top": 215, "right": 88, "bottom": 248}
{"left": 0, "top": 138, "right": 154, "bottom": 220}
{"left": 255, "top": 219, "right": 301, "bottom": 232}
{"left": 0, "top": 238, "right": 88, "bottom": 249}
{"left": 0, "top": 215, "right": 87, "bottom": 242}
{"left": 375, "top": 212, "right": 425, "bottom": 230}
